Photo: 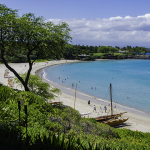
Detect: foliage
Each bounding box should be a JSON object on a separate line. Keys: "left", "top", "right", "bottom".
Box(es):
{"left": 97, "top": 46, "right": 109, "bottom": 53}
{"left": 84, "top": 53, "right": 96, "bottom": 60}
{"left": 0, "top": 4, "right": 72, "bottom": 91}
{"left": 97, "top": 46, "right": 118, "bottom": 54}
{"left": 63, "top": 44, "right": 98, "bottom": 60}
{"left": 64, "top": 45, "right": 149, "bottom": 60}
{"left": 33, "top": 59, "right": 52, "bottom": 62}
{"left": 14, "top": 73, "right": 61, "bottom": 100}
{"left": 93, "top": 53, "right": 107, "bottom": 59}
{"left": 114, "top": 53, "right": 123, "bottom": 59}
{"left": 1, "top": 84, "right": 150, "bottom": 149}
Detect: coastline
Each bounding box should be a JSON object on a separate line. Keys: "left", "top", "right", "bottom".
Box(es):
{"left": 0, "top": 60, "right": 150, "bottom": 133}
{"left": 40, "top": 67, "right": 150, "bottom": 117}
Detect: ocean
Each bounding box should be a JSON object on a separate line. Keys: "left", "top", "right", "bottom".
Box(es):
{"left": 44, "top": 59, "right": 150, "bottom": 113}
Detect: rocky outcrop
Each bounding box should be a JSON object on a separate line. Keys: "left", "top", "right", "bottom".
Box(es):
{"left": 132, "top": 55, "right": 150, "bottom": 59}
{"left": 98, "top": 55, "right": 150, "bottom": 60}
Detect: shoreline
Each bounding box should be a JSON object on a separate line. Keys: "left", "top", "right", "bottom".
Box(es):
{"left": 40, "top": 61, "right": 150, "bottom": 116}
{"left": 40, "top": 67, "right": 150, "bottom": 117}
{"left": 0, "top": 60, "right": 150, "bottom": 133}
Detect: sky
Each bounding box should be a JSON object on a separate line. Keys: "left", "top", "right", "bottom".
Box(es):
{"left": 1, "top": 0, "right": 150, "bottom": 48}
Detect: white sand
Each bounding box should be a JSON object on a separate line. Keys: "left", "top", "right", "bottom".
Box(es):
{"left": 0, "top": 60, "right": 150, "bottom": 133}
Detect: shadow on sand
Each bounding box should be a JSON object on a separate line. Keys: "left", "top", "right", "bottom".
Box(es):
{"left": 113, "top": 123, "right": 131, "bottom": 128}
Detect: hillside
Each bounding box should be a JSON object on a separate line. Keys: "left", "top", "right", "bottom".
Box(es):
{"left": 0, "top": 84, "right": 150, "bottom": 150}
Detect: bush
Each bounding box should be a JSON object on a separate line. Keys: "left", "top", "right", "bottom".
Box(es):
{"left": 1, "top": 84, "right": 150, "bottom": 150}
{"left": 118, "top": 55, "right": 123, "bottom": 59}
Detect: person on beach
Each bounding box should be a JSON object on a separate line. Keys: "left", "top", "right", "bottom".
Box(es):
{"left": 100, "top": 107, "right": 102, "bottom": 112}
{"left": 104, "top": 106, "right": 107, "bottom": 113}
{"left": 93, "top": 105, "right": 96, "bottom": 112}
{"left": 88, "top": 100, "right": 90, "bottom": 105}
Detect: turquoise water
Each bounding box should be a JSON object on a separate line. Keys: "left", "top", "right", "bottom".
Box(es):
{"left": 44, "top": 60, "right": 150, "bottom": 113}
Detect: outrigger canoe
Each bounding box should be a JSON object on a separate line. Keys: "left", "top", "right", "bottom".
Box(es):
{"left": 102, "top": 117, "right": 129, "bottom": 126}
{"left": 95, "top": 112, "right": 127, "bottom": 122}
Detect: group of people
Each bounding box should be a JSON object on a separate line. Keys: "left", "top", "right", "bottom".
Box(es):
{"left": 93, "top": 105, "right": 107, "bottom": 113}
{"left": 88, "top": 100, "right": 107, "bottom": 113}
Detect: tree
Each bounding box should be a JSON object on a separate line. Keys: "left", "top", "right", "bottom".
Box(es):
{"left": 14, "top": 73, "right": 61, "bottom": 100}
{"left": 0, "top": 4, "right": 72, "bottom": 91}
{"left": 63, "top": 44, "right": 75, "bottom": 59}
{"left": 115, "top": 46, "right": 120, "bottom": 50}
{"left": 93, "top": 46, "right": 98, "bottom": 53}
{"left": 127, "top": 45, "right": 131, "bottom": 50}
{"left": 141, "top": 47, "right": 149, "bottom": 55}
{"left": 109, "top": 47, "right": 118, "bottom": 54}
{"left": 121, "top": 47, "right": 127, "bottom": 50}
{"left": 80, "top": 45, "right": 86, "bottom": 54}
{"left": 97, "top": 46, "right": 109, "bottom": 53}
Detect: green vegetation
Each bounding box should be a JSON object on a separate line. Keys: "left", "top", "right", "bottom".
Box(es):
{"left": 33, "top": 59, "right": 52, "bottom": 63}
{"left": 0, "top": 83, "right": 150, "bottom": 149}
{"left": 1, "top": 4, "right": 150, "bottom": 149}
{"left": 14, "top": 73, "right": 61, "bottom": 99}
{"left": 0, "top": 4, "right": 71, "bottom": 91}
{"left": 63, "top": 44, "right": 98, "bottom": 60}
{"left": 63, "top": 45, "right": 149, "bottom": 60}
{"left": 97, "top": 46, "right": 118, "bottom": 54}
{"left": 93, "top": 53, "right": 107, "bottom": 58}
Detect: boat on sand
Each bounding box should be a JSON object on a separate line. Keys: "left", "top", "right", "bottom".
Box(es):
{"left": 102, "top": 117, "right": 129, "bottom": 126}
{"left": 95, "top": 112, "right": 127, "bottom": 122}
{"left": 95, "top": 83, "right": 128, "bottom": 126}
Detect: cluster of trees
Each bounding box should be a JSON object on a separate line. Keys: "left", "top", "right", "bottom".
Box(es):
{"left": 0, "top": 4, "right": 71, "bottom": 91}
{"left": 97, "top": 45, "right": 149, "bottom": 55}
{"left": 63, "top": 44, "right": 98, "bottom": 59}
{"left": 120, "top": 46, "right": 149, "bottom": 55}
{"left": 1, "top": 4, "right": 150, "bottom": 91}
{"left": 97, "top": 46, "right": 119, "bottom": 54}
{"left": 63, "top": 45, "right": 149, "bottom": 59}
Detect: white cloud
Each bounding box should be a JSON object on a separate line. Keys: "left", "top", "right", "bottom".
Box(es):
{"left": 109, "top": 16, "right": 123, "bottom": 21}
{"left": 124, "top": 16, "right": 133, "bottom": 19}
{"left": 137, "top": 13, "right": 150, "bottom": 19}
{"left": 46, "top": 14, "right": 150, "bottom": 47}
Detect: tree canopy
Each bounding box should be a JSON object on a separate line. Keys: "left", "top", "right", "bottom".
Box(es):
{"left": 97, "top": 46, "right": 118, "bottom": 54}
{"left": 0, "top": 4, "right": 72, "bottom": 91}
{"left": 14, "top": 73, "right": 61, "bottom": 100}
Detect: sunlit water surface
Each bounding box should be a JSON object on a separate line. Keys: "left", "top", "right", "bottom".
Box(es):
{"left": 44, "top": 60, "right": 150, "bottom": 113}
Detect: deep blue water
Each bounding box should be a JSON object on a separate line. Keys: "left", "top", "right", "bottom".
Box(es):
{"left": 44, "top": 60, "right": 150, "bottom": 113}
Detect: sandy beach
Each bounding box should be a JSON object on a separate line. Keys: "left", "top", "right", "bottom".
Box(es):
{"left": 0, "top": 60, "right": 150, "bottom": 133}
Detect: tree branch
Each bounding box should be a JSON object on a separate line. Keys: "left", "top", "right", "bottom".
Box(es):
{"left": 1, "top": 48, "right": 27, "bottom": 89}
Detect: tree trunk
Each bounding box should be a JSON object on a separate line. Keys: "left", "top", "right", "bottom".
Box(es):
{"left": 24, "top": 84, "right": 30, "bottom": 91}
{"left": 1, "top": 55, "right": 30, "bottom": 91}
